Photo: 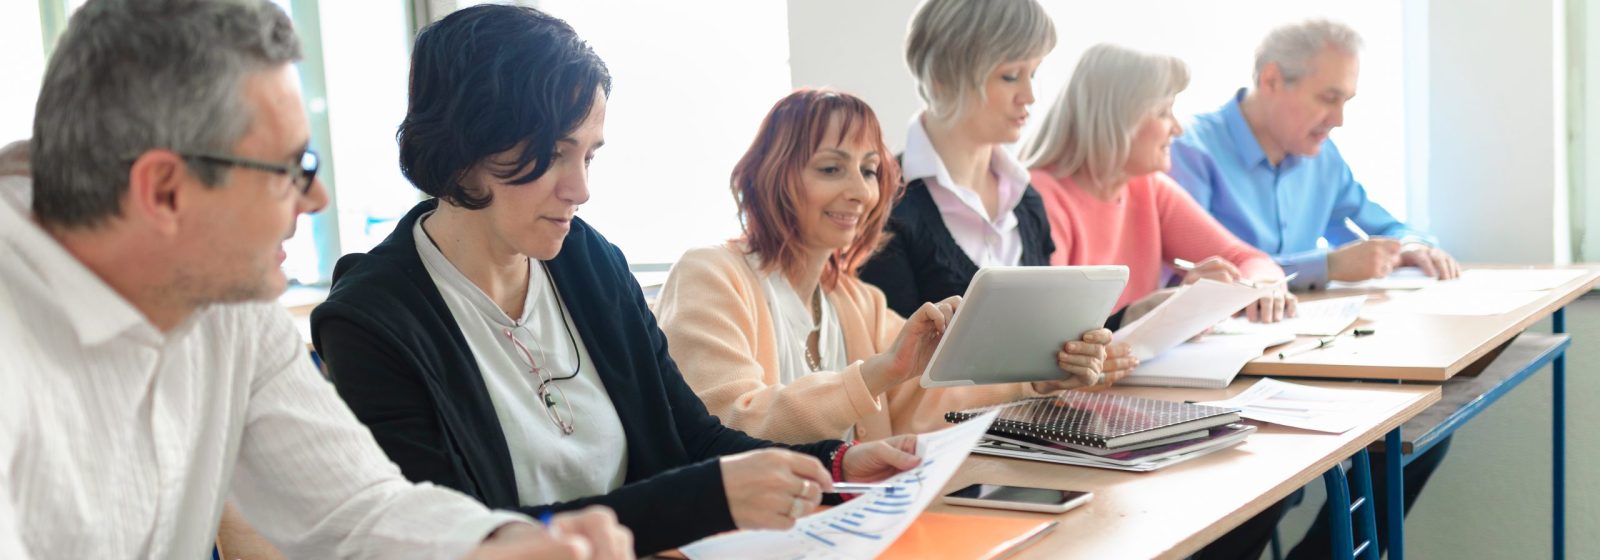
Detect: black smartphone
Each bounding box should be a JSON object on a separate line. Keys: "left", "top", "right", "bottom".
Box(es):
{"left": 942, "top": 483, "right": 1093, "bottom": 513}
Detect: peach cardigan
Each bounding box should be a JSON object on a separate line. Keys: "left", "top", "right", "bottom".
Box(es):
{"left": 654, "top": 243, "right": 1036, "bottom": 444}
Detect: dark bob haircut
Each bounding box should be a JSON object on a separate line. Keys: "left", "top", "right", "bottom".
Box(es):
{"left": 398, "top": 5, "right": 611, "bottom": 209}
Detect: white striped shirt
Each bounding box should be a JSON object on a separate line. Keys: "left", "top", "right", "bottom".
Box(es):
{"left": 0, "top": 176, "right": 528, "bottom": 559}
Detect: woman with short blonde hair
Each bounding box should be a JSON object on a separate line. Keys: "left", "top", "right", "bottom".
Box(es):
{"left": 859, "top": 0, "right": 1064, "bottom": 320}
{"left": 1021, "top": 43, "right": 1295, "bottom": 325}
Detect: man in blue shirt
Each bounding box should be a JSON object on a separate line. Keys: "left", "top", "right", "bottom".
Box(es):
{"left": 1171, "top": 20, "right": 1454, "bottom": 560}
{"left": 1170, "top": 22, "right": 1458, "bottom": 292}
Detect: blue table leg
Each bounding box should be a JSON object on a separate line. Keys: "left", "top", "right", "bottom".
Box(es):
{"left": 1554, "top": 307, "right": 1566, "bottom": 559}
{"left": 1387, "top": 429, "right": 1404, "bottom": 560}
{"left": 1352, "top": 450, "right": 1380, "bottom": 559}
{"left": 1322, "top": 464, "right": 1356, "bottom": 560}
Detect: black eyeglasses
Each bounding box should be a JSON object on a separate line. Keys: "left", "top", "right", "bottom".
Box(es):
{"left": 180, "top": 150, "right": 319, "bottom": 195}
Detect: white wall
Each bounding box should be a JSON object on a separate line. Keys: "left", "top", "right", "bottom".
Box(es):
{"left": 1424, "top": 0, "right": 1571, "bottom": 264}
{"left": 1582, "top": 0, "right": 1600, "bottom": 262}
{"left": 1404, "top": 3, "right": 1577, "bottom": 559}
{"left": 786, "top": 0, "right": 925, "bottom": 153}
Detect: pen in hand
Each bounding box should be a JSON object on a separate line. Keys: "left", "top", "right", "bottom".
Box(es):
{"left": 1174, "top": 258, "right": 1296, "bottom": 289}
{"left": 826, "top": 482, "right": 902, "bottom": 494}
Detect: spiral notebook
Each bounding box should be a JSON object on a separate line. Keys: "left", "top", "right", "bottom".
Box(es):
{"left": 946, "top": 392, "right": 1240, "bottom": 449}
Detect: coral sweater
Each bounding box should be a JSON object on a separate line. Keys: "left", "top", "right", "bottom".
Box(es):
{"left": 655, "top": 243, "right": 1038, "bottom": 444}
{"left": 1030, "top": 170, "right": 1283, "bottom": 311}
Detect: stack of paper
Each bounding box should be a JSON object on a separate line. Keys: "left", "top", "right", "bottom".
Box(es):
{"left": 1194, "top": 378, "right": 1415, "bottom": 433}
{"left": 681, "top": 411, "right": 999, "bottom": 560}
{"left": 1212, "top": 295, "right": 1366, "bottom": 337}
{"left": 1118, "top": 332, "right": 1295, "bottom": 389}
{"left": 1113, "top": 279, "right": 1281, "bottom": 361}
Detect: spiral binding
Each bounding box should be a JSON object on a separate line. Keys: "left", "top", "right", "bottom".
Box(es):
{"left": 945, "top": 391, "right": 1235, "bottom": 448}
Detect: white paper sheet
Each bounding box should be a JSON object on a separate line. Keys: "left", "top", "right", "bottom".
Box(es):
{"left": 1430, "top": 269, "right": 1586, "bottom": 292}
{"left": 1212, "top": 295, "right": 1366, "bottom": 337}
{"left": 680, "top": 410, "right": 1000, "bottom": 560}
{"left": 1368, "top": 289, "right": 1546, "bottom": 316}
{"left": 1195, "top": 378, "right": 1413, "bottom": 433}
{"left": 1119, "top": 332, "right": 1295, "bottom": 389}
{"left": 1327, "top": 267, "right": 1585, "bottom": 293}
{"left": 1326, "top": 268, "right": 1437, "bottom": 290}
{"left": 1112, "top": 279, "right": 1278, "bottom": 361}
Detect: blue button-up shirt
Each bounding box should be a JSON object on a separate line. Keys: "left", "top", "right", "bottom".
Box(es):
{"left": 1169, "top": 88, "right": 1435, "bottom": 290}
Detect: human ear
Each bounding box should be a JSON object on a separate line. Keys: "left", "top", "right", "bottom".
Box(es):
{"left": 125, "top": 149, "right": 191, "bottom": 236}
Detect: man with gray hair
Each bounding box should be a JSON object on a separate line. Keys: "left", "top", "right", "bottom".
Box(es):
{"left": 1168, "top": 19, "right": 1454, "bottom": 559}
{"left": 0, "top": 1, "right": 629, "bottom": 558}
{"left": 1170, "top": 18, "right": 1459, "bottom": 291}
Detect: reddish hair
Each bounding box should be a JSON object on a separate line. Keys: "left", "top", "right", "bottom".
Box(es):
{"left": 731, "top": 88, "right": 901, "bottom": 289}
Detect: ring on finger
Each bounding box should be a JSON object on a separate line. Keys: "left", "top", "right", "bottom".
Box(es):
{"left": 788, "top": 496, "right": 807, "bottom": 519}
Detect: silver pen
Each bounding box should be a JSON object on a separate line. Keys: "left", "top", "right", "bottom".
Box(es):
{"left": 1278, "top": 335, "right": 1339, "bottom": 359}
{"left": 827, "top": 482, "right": 902, "bottom": 494}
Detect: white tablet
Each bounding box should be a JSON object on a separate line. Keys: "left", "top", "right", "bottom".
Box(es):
{"left": 920, "top": 266, "right": 1128, "bottom": 388}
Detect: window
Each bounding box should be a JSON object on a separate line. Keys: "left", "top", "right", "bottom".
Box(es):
{"left": 537, "top": 0, "right": 793, "bottom": 265}
{"left": 311, "top": 1, "right": 417, "bottom": 275}
{"left": 0, "top": 2, "right": 47, "bottom": 145}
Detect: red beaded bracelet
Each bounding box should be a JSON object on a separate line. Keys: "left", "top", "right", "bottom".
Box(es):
{"left": 830, "top": 440, "right": 858, "bottom": 485}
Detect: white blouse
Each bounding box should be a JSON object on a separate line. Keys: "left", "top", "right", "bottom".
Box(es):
{"left": 415, "top": 214, "right": 627, "bottom": 505}
{"left": 902, "top": 114, "right": 1031, "bottom": 267}
{"left": 749, "top": 254, "right": 847, "bottom": 386}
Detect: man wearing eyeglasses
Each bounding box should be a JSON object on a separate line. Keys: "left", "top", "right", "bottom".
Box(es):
{"left": 0, "top": 1, "right": 630, "bottom": 559}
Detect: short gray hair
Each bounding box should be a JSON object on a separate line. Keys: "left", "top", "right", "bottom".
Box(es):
{"left": 31, "top": 0, "right": 302, "bottom": 229}
{"left": 1020, "top": 43, "right": 1189, "bottom": 186}
{"left": 1254, "top": 19, "right": 1363, "bottom": 87}
{"left": 905, "top": 0, "right": 1055, "bottom": 121}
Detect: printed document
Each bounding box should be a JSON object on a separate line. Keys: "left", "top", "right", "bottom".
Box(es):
{"left": 681, "top": 411, "right": 1000, "bottom": 560}
{"left": 1195, "top": 378, "right": 1413, "bottom": 433}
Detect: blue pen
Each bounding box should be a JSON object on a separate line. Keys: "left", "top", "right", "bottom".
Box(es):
{"left": 537, "top": 510, "right": 554, "bottom": 526}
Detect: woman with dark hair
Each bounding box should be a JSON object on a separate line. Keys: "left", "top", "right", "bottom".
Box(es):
{"left": 655, "top": 89, "right": 1129, "bottom": 444}
{"left": 311, "top": 6, "right": 919, "bottom": 556}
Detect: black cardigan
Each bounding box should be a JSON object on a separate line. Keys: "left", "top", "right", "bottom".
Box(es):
{"left": 859, "top": 178, "right": 1056, "bottom": 317}
{"left": 311, "top": 199, "right": 840, "bottom": 555}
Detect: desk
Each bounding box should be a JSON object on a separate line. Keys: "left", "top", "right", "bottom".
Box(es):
{"left": 930, "top": 378, "right": 1439, "bottom": 560}
{"left": 1242, "top": 266, "right": 1595, "bottom": 559}
{"left": 1242, "top": 266, "right": 1599, "bottom": 381}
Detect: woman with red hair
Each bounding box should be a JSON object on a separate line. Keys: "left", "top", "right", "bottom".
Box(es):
{"left": 655, "top": 89, "right": 1126, "bottom": 444}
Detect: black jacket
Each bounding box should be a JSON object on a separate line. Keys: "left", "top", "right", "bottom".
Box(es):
{"left": 859, "top": 178, "right": 1056, "bottom": 317}
{"left": 311, "top": 199, "right": 840, "bottom": 555}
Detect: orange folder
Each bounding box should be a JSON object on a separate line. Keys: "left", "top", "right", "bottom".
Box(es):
{"left": 657, "top": 510, "right": 1057, "bottom": 560}
{"left": 880, "top": 511, "right": 1057, "bottom": 560}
